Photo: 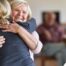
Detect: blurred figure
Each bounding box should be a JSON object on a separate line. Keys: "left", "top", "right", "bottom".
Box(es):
{"left": 37, "top": 12, "right": 62, "bottom": 43}
{"left": 37, "top": 12, "right": 66, "bottom": 66}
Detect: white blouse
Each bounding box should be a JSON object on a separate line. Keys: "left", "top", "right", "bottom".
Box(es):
{"left": 29, "top": 31, "right": 43, "bottom": 60}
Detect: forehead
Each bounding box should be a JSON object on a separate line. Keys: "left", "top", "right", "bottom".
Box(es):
{"left": 45, "top": 12, "right": 56, "bottom": 17}
{"left": 12, "top": 3, "right": 28, "bottom": 10}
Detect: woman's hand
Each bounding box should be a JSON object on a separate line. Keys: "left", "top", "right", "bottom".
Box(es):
{"left": 0, "top": 23, "right": 20, "bottom": 33}
{"left": 0, "top": 22, "right": 38, "bottom": 50}
{"left": 0, "top": 36, "right": 5, "bottom": 48}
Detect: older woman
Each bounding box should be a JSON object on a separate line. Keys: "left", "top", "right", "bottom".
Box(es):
{"left": 9, "top": 0, "right": 43, "bottom": 60}
{"left": 8, "top": 0, "right": 42, "bottom": 60}
{"left": 0, "top": 0, "right": 43, "bottom": 66}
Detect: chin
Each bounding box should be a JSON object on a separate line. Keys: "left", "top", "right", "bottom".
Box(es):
{"left": 16, "top": 19, "right": 26, "bottom": 23}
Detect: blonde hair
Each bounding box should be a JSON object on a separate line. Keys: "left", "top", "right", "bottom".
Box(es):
{"left": 0, "top": 0, "right": 11, "bottom": 25}
{"left": 0, "top": 0, "right": 11, "bottom": 18}
{"left": 11, "top": 0, "right": 32, "bottom": 20}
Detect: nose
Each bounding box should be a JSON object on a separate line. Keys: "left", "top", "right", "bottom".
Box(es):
{"left": 17, "top": 11, "right": 25, "bottom": 20}
{"left": 18, "top": 11, "right": 23, "bottom": 16}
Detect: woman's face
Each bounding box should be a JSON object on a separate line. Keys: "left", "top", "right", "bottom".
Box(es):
{"left": 44, "top": 12, "right": 56, "bottom": 26}
{"left": 11, "top": 3, "right": 29, "bottom": 22}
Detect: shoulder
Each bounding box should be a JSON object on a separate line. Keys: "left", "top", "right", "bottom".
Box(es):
{"left": 29, "top": 18, "right": 36, "bottom": 24}
{"left": 28, "top": 18, "right": 36, "bottom": 27}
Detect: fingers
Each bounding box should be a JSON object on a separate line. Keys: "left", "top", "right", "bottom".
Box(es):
{"left": 0, "top": 23, "right": 10, "bottom": 29}
{"left": 0, "top": 23, "right": 17, "bottom": 30}
{"left": 0, "top": 45, "right": 3, "bottom": 48}
{"left": 0, "top": 36, "right": 5, "bottom": 48}
{"left": 0, "top": 23, "right": 19, "bottom": 33}
{"left": 0, "top": 36, "right": 5, "bottom": 45}
{"left": 2, "top": 29, "right": 11, "bottom": 32}
{"left": 0, "top": 40, "right": 5, "bottom": 45}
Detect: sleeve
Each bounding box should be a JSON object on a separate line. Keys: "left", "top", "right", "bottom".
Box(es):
{"left": 31, "top": 31, "right": 43, "bottom": 54}
{"left": 58, "top": 26, "right": 65, "bottom": 39}
{"left": 16, "top": 18, "right": 36, "bottom": 33}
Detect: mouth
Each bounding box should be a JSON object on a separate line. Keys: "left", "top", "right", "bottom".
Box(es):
{"left": 15, "top": 19, "right": 26, "bottom": 22}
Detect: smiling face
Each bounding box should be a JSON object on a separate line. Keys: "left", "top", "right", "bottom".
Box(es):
{"left": 11, "top": 3, "right": 29, "bottom": 22}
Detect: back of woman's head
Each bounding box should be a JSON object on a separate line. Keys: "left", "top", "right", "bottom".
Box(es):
{"left": 0, "top": 0, "right": 11, "bottom": 18}
{"left": 0, "top": 0, "right": 11, "bottom": 25}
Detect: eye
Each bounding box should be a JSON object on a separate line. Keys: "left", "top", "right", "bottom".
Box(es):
{"left": 13, "top": 8, "right": 19, "bottom": 12}
{"left": 23, "top": 11, "right": 27, "bottom": 14}
{"left": 15, "top": 9, "right": 19, "bottom": 12}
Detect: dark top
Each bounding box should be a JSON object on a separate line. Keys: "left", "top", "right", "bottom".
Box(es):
{"left": 37, "top": 23, "right": 64, "bottom": 44}
{"left": 0, "top": 18, "right": 36, "bottom": 66}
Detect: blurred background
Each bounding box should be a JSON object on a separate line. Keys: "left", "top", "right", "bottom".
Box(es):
{"left": 27, "top": 0, "right": 66, "bottom": 66}
{"left": 27, "top": 0, "right": 66, "bottom": 26}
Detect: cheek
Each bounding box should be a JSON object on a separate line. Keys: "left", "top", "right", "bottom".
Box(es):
{"left": 12, "top": 11, "right": 18, "bottom": 17}
{"left": 24, "top": 14, "right": 28, "bottom": 19}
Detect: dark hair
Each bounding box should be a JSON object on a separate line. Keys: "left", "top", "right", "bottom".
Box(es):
{"left": 42, "top": 11, "right": 60, "bottom": 24}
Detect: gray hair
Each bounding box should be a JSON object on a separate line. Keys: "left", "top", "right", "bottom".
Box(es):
{"left": 10, "top": 0, "right": 32, "bottom": 20}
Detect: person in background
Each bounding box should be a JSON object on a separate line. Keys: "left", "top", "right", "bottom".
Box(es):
{"left": 37, "top": 12, "right": 66, "bottom": 66}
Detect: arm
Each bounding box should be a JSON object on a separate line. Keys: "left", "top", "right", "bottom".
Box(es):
{"left": 31, "top": 31, "right": 43, "bottom": 54}
{"left": 37, "top": 26, "right": 52, "bottom": 41}
{"left": 2, "top": 23, "right": 38, "bottom": 50}
{"left": 58, "top": 26, "right": 66, "bottom": 40}
{"left": 43, "top": 29, "right": 52, "bottom": 40}
{"left": 16, "top": 24, "right": 38, "bottom": 50}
